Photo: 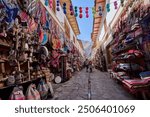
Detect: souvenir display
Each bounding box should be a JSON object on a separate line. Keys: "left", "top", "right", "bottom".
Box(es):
{"left": 107, "top": 2, "right": 150, "bottom": 99}
{"left": 0, "top": 0, "right": 84, "bottom": 100}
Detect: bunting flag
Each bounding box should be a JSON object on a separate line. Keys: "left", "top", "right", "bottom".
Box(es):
{"left": 120, "top": 0, "right": 124, "bottom": 7}
{"left": 63, "top": 3, "right": 67, "bottom": 14}
{"left": 45, "top": 0, "right": 49, "bottom": 6}
{"left": 56, "top": 0, "right": 60, "bottom": 11}
{"left": 49, "top": 0, "right": 53, "bottom": 9}
{"left": 106, "top": 3, "right": 110, "bottom": 12}
{"left": 79, "top": 7, "right": 83, "bottom": 18}
{"left": 42, "top": 0, "right": 125, "bottom": 18}
{"left": 85, "top": 7, "right": 89, "bottom": 18}
{"left": 98, "top": 5, "right": 103, "bottom": 16}
{"left": 70, "top": 5, "right": 74, "bottom": 16}
{"left": 74, "top": 6, "right": 78, "bottom": 17}
{"left": 114, "top": 1, "right": 118, "bottom": 9}
{"left": 92, "top": 7, "right": 96, "bottom": 17}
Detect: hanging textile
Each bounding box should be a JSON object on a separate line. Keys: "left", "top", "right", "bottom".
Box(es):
{"left": 40, "top": 5, "right": 47, "bottom": 25}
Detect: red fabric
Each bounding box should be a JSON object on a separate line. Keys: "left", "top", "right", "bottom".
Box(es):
{"left": 39, "top": 29, "right": 44, "bottom": 43}
{"left": 20, "top": 11, "right": 28, "bottom": 22}
{"left": 123, "top": 78, "right": 150, "bottom": 86}
{"left": 41, "top": 6, "right": 46, "bottom": 25}
{"left": 28, "top": 18, "right": 37, "bottom": 32}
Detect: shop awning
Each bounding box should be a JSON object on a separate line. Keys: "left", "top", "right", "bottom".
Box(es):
{"left": 91, "top": 0, "right": 106, "bottom": 42}
{"left": 60, "top": 0, "right": 80, "bottom": 36}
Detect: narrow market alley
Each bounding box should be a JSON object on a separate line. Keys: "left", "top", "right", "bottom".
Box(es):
{"left": 0, "top": 0, "right": 150, "bottom": 101}
{"left": 52, "top": 69, "right": 135, "bottom": 100}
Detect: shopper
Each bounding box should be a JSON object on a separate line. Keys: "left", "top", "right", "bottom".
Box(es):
{"left": 89, "top": 61, "right": 93, "bottom": 73}
{"left": 84, "top": 59, "right": 89, "bottom": 72}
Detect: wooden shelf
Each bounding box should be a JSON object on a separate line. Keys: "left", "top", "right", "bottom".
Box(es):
{"left": 112, "top": 42, "right": 137, "bottom": 55}
{"left": 0, "top": 76, "right": 44, "bottom": 90}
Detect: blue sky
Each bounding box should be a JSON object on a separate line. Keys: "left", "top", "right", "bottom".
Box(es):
{"left": 71, "top": 0, "right": 120, "bottom": 42}
{"left": 72, "top": 0, "right": 94, "bottom": 42}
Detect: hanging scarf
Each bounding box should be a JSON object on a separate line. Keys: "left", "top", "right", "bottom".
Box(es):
{"left": 41, "top": 6, "right": 46, "bottom": 25}
{"left": 1, "top": 0, "right": 19, "bottom": 23}
{"left": 28, "top": 17, "right": 37, "bottom": 32}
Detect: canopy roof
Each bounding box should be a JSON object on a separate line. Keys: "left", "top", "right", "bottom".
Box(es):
{"left": 91, "top": 0, "right": 106, "bottom": 42}
{"left": 60, "top": 0, "right": 80, "bottom": 36}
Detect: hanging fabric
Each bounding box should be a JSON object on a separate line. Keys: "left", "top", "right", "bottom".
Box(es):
{"left": 49, "top": 0, "right": 53, "bottom": 9}
{"left": 1, "top": 0, "right": 19, "bottom": 27}
{"left": 19, "top": 11, "right": 29, "bottom": 22}
{"left": 28, "top": 17, "right": 37, "bottom": 32}
{"left": 39, "top": 29, "right": 44, "bottom": 43}
{"left": 45, "top": 0, "right": 49, "bottom": 6}
{"left": 40, "top": 6, "right": 47, "bottom": 25}
{"left": 41, "top": 32, "right": 48, "bottom": 45}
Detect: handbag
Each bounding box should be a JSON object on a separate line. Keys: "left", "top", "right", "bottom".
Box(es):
{"left": 37, "top": 79, "right": 48, "bottom": 99}
{"left": 47, "top": 81, "right": 54, "bottom": 98}
{"left": 9, "top": 86, "right": 25, "bottom": 100}
{"left": 26, "top": 84, "right": 41, "bottom": 100}
{"left": 6, "top": 75, "right": 15, "bottom": 86}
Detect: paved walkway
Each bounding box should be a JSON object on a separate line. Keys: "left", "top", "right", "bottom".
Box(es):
{"left": 52, "top": 69, "right": 135, "bottom": 100}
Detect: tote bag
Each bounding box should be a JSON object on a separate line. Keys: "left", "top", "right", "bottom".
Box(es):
{"left": 37, "top": 79, "right": 48, "bottom": 99}
{"left": 10, "top": 86, "right": 25, "bottom": 100}
{"left": 26, "top": 84, "right": 41, "bottom": 100}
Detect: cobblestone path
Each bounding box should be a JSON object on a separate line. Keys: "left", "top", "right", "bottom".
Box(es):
{"left": 52, "top": 69, "right": 135, "bottom": 100}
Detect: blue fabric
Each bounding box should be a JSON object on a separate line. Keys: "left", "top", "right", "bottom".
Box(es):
{"left": 42, "top": 33, "right": 48, "bottom": 45}
{"left": 64, "top": 46, "right": 68, "bottom": 52}
{"left": 45, "top": 20, "right": 49, "bottom": 29}
{"left": 45, "top": 0, "right": 49, "bottom": 6}
{"left": 140, "top": 71, "right": 150, "bottom": 78}
{"left": 2, "top": 0, "right": 19, "bottom": 23}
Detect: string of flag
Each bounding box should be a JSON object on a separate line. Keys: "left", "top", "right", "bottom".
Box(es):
{"left": 43, "top": 0, "right": 125, "bottom": 18}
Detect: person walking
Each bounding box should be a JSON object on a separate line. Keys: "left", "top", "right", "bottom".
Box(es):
{"left": 84, "top": 59, "right": 89, "bottom": 72}
{"left": 89, "top": 61, "right": 93, "bottom": 73}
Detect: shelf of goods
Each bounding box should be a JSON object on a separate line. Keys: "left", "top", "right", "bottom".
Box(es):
{"left": 110, "top": 4, "right": 150, "bottom": 99}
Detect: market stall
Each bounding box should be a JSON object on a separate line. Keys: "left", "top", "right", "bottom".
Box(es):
{"left": 0, "top": 0, "right": 81, "bottom": 99}
{"left": 110, "top": 1, "right": 150, "bottom": 99}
